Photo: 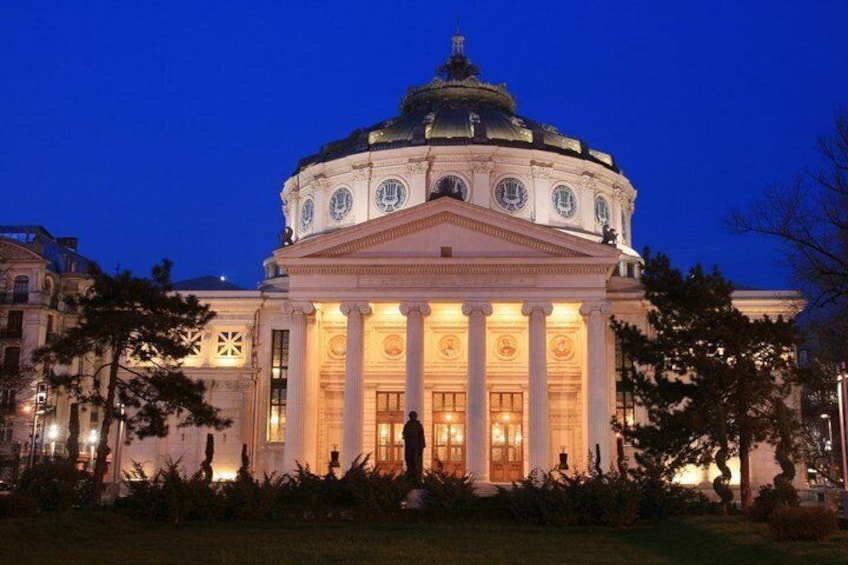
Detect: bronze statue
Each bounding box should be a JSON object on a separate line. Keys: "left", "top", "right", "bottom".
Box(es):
{"left": 280, "top": 226, "right": 294, "bottom": 247}
{"left": 601, "top": 225, "right": 618, "bottom": 245}
{"left": 402, "top": 411, "right": 426, "bottom": 483}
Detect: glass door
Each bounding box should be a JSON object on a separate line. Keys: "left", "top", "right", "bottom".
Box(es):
{"left": 375, "top": 391, "right": 405, "bottom": 474}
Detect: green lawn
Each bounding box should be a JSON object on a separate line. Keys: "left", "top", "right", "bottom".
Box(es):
{"left": 1, "top": 513, "right": 845, "bottom": 564}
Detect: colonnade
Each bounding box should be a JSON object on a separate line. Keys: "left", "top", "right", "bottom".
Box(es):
{"left": 281, "top": 299, "right": 612, "bottom": 478}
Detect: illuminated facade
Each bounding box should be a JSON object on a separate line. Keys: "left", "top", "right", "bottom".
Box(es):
{"left": 4, "top": 35, "right": 802, "bottom": 491}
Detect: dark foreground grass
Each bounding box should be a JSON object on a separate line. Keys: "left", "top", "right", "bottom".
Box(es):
{"left": 1, "top": 512, "right": 845, "bottom": 564}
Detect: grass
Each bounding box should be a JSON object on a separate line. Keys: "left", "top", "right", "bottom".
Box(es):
{"left": 1, "top": 512, "right": 846, "bottom": 564}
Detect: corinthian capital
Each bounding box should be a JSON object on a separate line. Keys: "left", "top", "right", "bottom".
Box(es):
{"left": 340, "top": 301, "right": 372, "bottom": 317}
{"left": 521, "top": 302, "right": 553, "bottom": 317}
{"left": 579, "top": 300, "right": 611, "bottom": 317}
{"left": 399, "top": 301, "right": 431, "bottom": 317}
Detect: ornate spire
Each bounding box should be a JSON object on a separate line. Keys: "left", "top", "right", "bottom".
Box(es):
{"left": 437, "top": 26, "right": 479, "bottom": 81}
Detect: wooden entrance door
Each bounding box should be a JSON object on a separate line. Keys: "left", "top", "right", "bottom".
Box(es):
{"left": 490, "top": 392, "right": 524, "bottom": 482}
{"left": 432, "top": 392, "right": 466, "bottom": 475}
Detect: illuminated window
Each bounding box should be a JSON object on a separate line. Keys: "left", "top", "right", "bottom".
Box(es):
{"left": 183, "top": 330, "right": 202, "bottom": 357}
{"left": 375, "top": 391, "right": 405, "bottom": 473}
{"left": 216, "top": 331, "right": 244, "bottom": 358}
{"left": 490, "top": 392, "right": 523, "bottom": 482}
{"left": 12, "top": 276, "right": 29, "bottom": 303}
{"left": 615, "top": 340, "right": 635, "bottom": 438}
{"left": 432, "top": 392, "right": 466, "bottom": 475}
{"left": 269, "top": 330, "right": 289, "bottom": 442}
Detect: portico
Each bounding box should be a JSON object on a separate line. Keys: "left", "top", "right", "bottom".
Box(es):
{"left": 275, "top": 197, "right": 620, "bottom": 481}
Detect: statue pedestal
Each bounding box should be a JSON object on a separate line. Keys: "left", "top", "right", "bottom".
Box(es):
{"left": 404, "top": 488, "right": 425, "bottom": 510}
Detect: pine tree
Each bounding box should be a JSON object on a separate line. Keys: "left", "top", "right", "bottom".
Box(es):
{"left": 34, "top": 260, "right": 231, "bottom": 506}
{"left": 612, "top": 251, "right": 798, "bottom": 512}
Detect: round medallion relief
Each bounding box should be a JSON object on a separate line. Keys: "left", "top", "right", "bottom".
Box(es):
{"left": 438, "top": 335, "right": 462, "bottom": 360}
{"left": 328, "top": 335, "right": 347, "bottom": 359}
{"left": 494, "top": 335, "right": 518, "bottom": 360}
{"left": 382, "top": 334, "right": 404, "bottom": 359}
{"left": 549, "top": 335, "right": 574, "bottom": 361}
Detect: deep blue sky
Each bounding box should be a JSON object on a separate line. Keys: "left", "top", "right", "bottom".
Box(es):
{"left": 3, "top": 2, "right": 846, "bottom": 290}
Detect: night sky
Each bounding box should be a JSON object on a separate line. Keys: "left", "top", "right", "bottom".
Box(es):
{"left": 3, "top": 2, "right": 847, "bottom": 290}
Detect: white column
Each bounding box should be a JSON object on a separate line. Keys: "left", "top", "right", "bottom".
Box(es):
{"left": 580, "top": 300, "right": 612, "bottom": 472}
{"left": 462, "top": 301, "right": 492, "bottom": 481}
{"left": 522, "top": 302, "right": 553, "bottom": 472}
{"left": 281, "top": 301, "right": 314, "bottom": 474}
{"left": 399, "top": 301, "right": 430, "bottom": 417}
{"left": 340, "top": 301, "right": 371, "bottom": 468}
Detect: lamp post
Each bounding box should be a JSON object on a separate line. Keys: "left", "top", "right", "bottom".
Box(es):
{"left": 47, "top": 424, "right": 59, "bottom": 459}
{"left": 88, "top": 429, "right": 99, "bottom": 468}
{"left": 837, "top": 368, "right": 848, "bottom": 517}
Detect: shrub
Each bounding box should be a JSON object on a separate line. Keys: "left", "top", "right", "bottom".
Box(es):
{"left": 117, "top": 459, "right": 224, "bottom": 523}
{"left": 769, "top": 506, "right": 838, "bottom": 542}
{"left": 497, "top": 469, "right": 573, "bottom": 526}
{"left": 749, "top": 484, "right": 798, "bottom": 523}
{"left": 0, "top": 493, "right": 39, "bottom": 519}
{"left": 421, "top": 463, "right": 477, "bottom": 515}
{"left": 16, "top": 460, "right": 92, "bottom": 512}
{"left": 221, "top": 472, "right": 284, "bottom": 521}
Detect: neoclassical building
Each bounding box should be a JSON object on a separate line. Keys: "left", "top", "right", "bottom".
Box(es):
{"left": 4, "top": 34, "right": 801, "bottom": 490}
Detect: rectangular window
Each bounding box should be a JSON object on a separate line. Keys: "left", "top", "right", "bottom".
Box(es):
{"left": 0, "top": 388, "right": 16, "bottom": 415}
{"left": 0, "top": 419, "right": 12, "bottom": 442}
{"left": 490, "top": 392, "right": 523, "bottom": 482}
{"left": 432, "top": 392, "right": 466, "bottom": 475}
{"left": 268, "top": 330, "right": 289, "bottom": 442}
{"left": 6, "top": 311, "right": 23, "bottom": 338}
{"left": 615, "top": 341, "right": 635, "bottom": 438}
{"left": 2, "top": 347, "right": 21, "bottom": 375}
{"left": 375, "top": 391, "right": 405, "bottom": 473}
{"left": 12, "top": 276, "right": 29, "bottom": 303}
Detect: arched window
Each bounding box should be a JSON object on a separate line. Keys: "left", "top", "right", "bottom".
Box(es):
{"left": 12, "top": 276, "right": 29, "bottom": 303}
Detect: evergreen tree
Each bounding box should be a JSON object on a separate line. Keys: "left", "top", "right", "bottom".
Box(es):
{"left": 34, "top": 260, "right": 231, "bottom": 506}
{"left": 612, "top": 251, "right": 798, "bottom": 512}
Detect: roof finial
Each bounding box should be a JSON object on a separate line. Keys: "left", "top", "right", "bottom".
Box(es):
{"left": 451, "top": 13, "right": 465, "bottom": 56}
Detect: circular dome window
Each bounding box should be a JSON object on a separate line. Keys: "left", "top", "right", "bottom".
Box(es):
{"left": 551, "top": 184, "right": 577, "bottom": 219}
{"left": 594, "top": 196, "right": 611, "bottom": 226}
{"left": 329, "top": 187, "right": 354, "bottom": 221}
{"left": 494, "top": 177, "right": 528, "bottom": 213}
{"left": 300, "top": 198, "right": 314, "bottom": 232}
{"left": 433, "top": 175, "right": 468, "bottom": 200}
{"left": 375, "top": 179, "right": 408, "bottom": 213}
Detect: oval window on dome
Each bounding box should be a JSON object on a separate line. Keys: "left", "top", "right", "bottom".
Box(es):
{"left": 551, "top": 184, "right": 577, "bottom": 219}
{"left": 300, "top": 198, "right": 314, "bottom": 232}
{"left": 375, "top": 179, "right": 408, "bottom": 213}
{"left": 432, "top": 175, "right": 468, "bottom": 200}
{"left": 329, "top": 187, "right": 354, "bottom": 221}
{"left": 494, "top": 177, "right": 528, "bottom": 213}
{"left": 594, "top": 196, "right": 611, "bottom": 226}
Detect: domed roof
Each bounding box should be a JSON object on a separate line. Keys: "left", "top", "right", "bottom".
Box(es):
{"left": 295, "top": 33, "right": 619, "bottom": 175}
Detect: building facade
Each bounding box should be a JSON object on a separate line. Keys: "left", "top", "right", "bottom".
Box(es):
{"left": 4, "top": 35, "right": 802, "bottom": 490}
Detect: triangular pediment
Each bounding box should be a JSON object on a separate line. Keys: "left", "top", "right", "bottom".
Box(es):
{"left": 276, "top": 198, "right": 621, "bottom": 264}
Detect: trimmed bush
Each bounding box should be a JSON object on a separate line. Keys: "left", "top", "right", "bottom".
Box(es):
{"left": 769, "top": 506, "right": 838, "bottom": 542}
{"left": 16, "top": 460, "right": 92, "bottom": 512}
{"left": 0, "top": 493, "right": 39, "bottom": 519}
{"left": 749, "top": 484, "right": 798, "bottom": 523}
{"left": 421, "top": 464, "right": 477, "bottom": 515}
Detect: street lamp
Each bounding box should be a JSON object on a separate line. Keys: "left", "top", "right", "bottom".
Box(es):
{"left": 88, "top": 429, "right": 99, "bottom": 466}
{"left": 47, "top": 424, "right": 59, "bottom": 459}
{"left": 821, "top": 413, "right": 834, "bottom": 484}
